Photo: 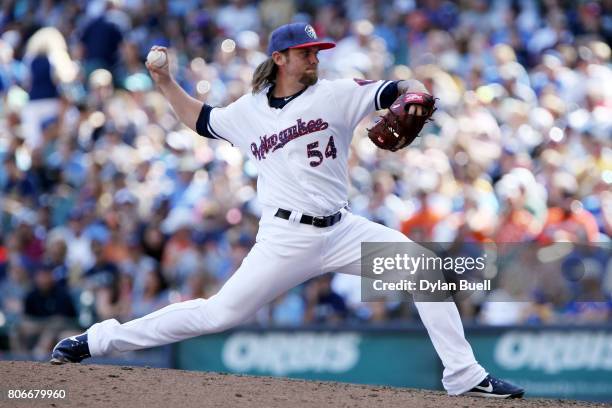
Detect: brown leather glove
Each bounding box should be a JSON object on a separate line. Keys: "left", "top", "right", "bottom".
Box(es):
{"left": 368, "top": 92, "right": 437, "bottom": 151}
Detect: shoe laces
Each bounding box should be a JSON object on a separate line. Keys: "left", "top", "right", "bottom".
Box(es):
{"left": 488, "top": 376, "right": 508, "bottom": 388}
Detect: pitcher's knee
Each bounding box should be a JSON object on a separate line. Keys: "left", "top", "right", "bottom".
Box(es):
{"left": 197, "top": 297, "right": 249, "bottom": 333}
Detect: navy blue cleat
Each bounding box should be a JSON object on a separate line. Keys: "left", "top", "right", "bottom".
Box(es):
{"left": 50, "top": 333, "right": 91, "bottom": 364}
{"left": 464, "top": 375, "right": 525, "bottom": 399}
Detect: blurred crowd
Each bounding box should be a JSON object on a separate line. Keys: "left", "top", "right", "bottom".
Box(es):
{"left": 0, "top": 0, "right": 611, "bottom": 358}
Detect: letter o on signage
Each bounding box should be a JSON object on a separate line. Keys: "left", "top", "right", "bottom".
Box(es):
{"left": 222, "top": 333, "right": 258, "bottom": 372}
{"left": 494, "top": 332, "right": 531, "bottom": 370}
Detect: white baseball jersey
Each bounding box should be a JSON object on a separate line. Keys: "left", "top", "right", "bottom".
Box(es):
{"left": 199, "top": 78, "right": 394, "bottom": 215}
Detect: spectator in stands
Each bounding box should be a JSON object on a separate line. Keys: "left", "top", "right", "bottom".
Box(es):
{"left": 216, "top": 0, "right": 261, "bottom": 37}
{"left": 401, "top": 190, "right": 444, "bottom": 241}
{"left": 2, "top": 155, "right": 37, "bottom": 205}
{"left": 20, "top": 27, "right": 73, "bottom": 149}
{"left": 78, "top": 0, "right": 126, "bottom": 81}
{"left": 11, "top": 262, "right": 77, "bottom": 359}
{"left": 180, "top": 268, "right": 219, "bottom": 301}
{"left": 269, "top": 287, "right": 306, "bottom": 326}
{"left": 494, "top": 175, "right": 541, "bottom": 242}
{"left": 45, "top": 238, "right": 69, "bottom": 287}
{"left": 540, "top": 172, "right": 600, "bottom": 243}
{"left": 0, "top": 259, "right": 29, "bottom": 324}
{"left": 49, "top": 210, "right": 95, "bottom": 276}
{"left": 305, "top": 274, "right": 348, "bottom": 324}
{"left": 84, "top": 239, "right": 123, "bottom": 321}
{"left": 11, "top": 215, "right": 45, "bottom": 270}
{"left": 130, "top": 266, "right": 170, "bottom": 319}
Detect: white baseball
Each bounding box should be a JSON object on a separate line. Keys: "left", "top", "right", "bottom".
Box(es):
{"left": 146, "top": 50, "right": 167, "bottom": 68}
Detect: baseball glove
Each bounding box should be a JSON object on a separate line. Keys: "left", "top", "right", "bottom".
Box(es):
{"left": 368, "top": 92, "right": 436, "bottom": 151}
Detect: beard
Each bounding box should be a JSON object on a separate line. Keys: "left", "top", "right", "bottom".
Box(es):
{"left": 299, "top": 70, "right": 318, "bottom": 86}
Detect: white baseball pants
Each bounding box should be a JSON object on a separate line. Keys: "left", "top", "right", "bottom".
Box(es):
{"left": 87, "top": 206, "right": 486, "bottom": 394}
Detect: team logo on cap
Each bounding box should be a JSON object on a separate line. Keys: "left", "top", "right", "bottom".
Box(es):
{"left": 305, "top": 25, "right": 317, "bottom": 39}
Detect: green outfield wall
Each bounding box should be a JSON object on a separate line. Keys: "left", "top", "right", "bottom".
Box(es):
{"left": 174, "top": 325, "right": 612, "bottom": 402}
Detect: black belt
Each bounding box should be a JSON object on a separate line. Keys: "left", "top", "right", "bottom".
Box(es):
{"left": 274, "top": 208, "right": 342, "bottom": 228}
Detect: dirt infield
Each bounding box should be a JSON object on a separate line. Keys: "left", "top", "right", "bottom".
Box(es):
{"left": 0, "top": 361, "right": 609, "bottom": 408}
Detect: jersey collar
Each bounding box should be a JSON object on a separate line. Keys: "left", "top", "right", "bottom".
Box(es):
{"left": 266, "top": 85, "right": 309, "bottom": 109}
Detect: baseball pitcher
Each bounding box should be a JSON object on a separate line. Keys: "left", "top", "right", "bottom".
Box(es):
{"left": 51, "top": 23, "right": 523, "bottom": 399}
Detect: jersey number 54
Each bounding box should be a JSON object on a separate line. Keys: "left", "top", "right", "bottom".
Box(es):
{"left": 307, "top": 136, "right": 337, "bottom": 167}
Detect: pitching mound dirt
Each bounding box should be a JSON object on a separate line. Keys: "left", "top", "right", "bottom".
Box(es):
{"left": 0, "top": 361, "right": 608, "bottom": 407}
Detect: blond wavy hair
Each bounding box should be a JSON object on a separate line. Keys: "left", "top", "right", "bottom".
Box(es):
{"left": 251, "top": 50, "right": 291, "bottom": 94}
{"left": 251, "top": 57, "right": 277, "bottom": 94}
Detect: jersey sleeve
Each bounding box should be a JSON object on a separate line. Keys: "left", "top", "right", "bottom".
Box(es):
{"left": 328, "top": 78, "right": 396, "bottom": 130}
{"left": 195, "top": 100, "right": 243, "bottom": 146}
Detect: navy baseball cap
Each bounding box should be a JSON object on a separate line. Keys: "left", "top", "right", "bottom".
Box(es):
{"left": 267, "top": 23, "right": 335, "bottom": 56}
